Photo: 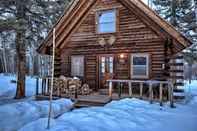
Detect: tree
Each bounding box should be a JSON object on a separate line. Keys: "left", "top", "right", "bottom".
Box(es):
{"left": 0, "top": 0, "right": 71, "bottom": 99}
{"left": 152, "top": 0, "right": 196, "bottom": 41}
{"left": 15, "top": 0, "right": 27, "bottom": 98}
{"left": 183, "top": 45, "right": 197, "bottom": 83}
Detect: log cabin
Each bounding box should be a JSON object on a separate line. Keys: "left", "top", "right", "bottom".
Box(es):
{"left": 37, "top": 0, "right": 192, "bottom": 103}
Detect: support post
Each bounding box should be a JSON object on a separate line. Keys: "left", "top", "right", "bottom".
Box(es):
{"left": 109, "top": 81, "right": 113, "bottom": 99}
{"left": 169, "top": 82, "right": 175, "bottom": 108}
{"left": 149, "top": 83, "right": 153, "bottom": 104}
{"left": 159, "top": 83, "right": 163, "bottom": 106}
{"left": 140, "top": 83, "right": 143, "bottom": 99}
{"left": 36, "top": 77, "right": 39, "bottom": 95}
{"left": 129, "top": 82, "right": 132, "bottom": 97}
{"left": 42, "top": 78, "right": 46, "bottom": 95}
{"left": 119, "top": 82, "right": 123, "bottom": 98}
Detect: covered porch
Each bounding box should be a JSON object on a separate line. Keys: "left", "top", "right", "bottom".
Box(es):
{"left": 35, "top": 77, "right": 175, "bottom": 108}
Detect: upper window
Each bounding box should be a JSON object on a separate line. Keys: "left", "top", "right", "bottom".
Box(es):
{"left": 71, "top": 56, "right": 84, "bottom": 77}
{"left": 131, "top": 54, "right": 149, "bottom": 78}
{"left": 97, "top": 10, "right": 116, "bottom": 33}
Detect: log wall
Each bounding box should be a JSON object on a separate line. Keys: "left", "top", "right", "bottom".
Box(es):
{"left": 59, "top": 0, "right": 166, "bottom": 89}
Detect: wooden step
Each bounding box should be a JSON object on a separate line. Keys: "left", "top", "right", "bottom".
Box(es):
{"left": 74, "top": 95, "right": 111, "bottom": 108}
{"left": 35, "top": 95, "right": 60, "bottom": 101}
{"left": 99, "top": 89, "right": 109, "bottom": 95}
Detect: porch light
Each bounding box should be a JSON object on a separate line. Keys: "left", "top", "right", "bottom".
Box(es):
{"left": 120, "top": 54, "right": 125, "bottom": 59}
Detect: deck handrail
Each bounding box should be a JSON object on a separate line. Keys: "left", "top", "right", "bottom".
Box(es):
{"left": 107, "top": 79, "right": 174, "bottom": 108}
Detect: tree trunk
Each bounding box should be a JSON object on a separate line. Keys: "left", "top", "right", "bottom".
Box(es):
{"left": 195, "top": 0, "right": 197, "bottom": 32}
{"left": 15, "top": 1, "right": 26, "bottom": 99}
{"left": 2, "top": 40, "right": 8, "bottom": 73}
{"left": 188, "top": 63, "right": 192, "bottom": 84}
{"left": 171, "top": 0, "right": 177, "bottom": 26}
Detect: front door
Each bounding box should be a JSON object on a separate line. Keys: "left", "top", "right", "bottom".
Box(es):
{"left": 99, "top": 55, "right": 114, "bottom": 89}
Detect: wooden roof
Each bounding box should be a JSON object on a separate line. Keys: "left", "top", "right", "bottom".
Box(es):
{"left": 37, "top": 0, "right": 192, "bottom": 54}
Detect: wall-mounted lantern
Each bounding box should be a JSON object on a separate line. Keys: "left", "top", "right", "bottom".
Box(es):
{"left": 119, "top": 53, "right": 126, "bottom": 64}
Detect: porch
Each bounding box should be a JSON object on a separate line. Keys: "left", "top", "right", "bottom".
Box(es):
{"left": 35, "top": 77, "right": 175, "bottom": 108}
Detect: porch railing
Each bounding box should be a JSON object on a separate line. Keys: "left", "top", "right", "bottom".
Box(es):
{"left": 107, "top": 79, "right": 174, "bottom": 108}
{"left": 35, "top": 77, "right": 81, "bottom": 99}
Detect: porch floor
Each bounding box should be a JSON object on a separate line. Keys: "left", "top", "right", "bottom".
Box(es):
{"left": 73, "top": 92, "right": 166, "bottom": 108}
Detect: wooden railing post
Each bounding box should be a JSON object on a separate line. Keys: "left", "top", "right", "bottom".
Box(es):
{"left": 159, "top": 83, "right": 163, "bottom": 106}
{"left": 119, "top": 82, "right": 123, "bottom": 98}
{"left": 129, "top": 82, "right": 132, "bottom": 97}
{"left": 36, "top": 77, "right": 39, "bottom": 95}
{"left": 109, "top": 81, "right": 113, "bottom": 99}
{"left": 42, "top": 78, "right": 46, "bottom": 95}
{"left": 149, "top": 83, "right": 153, "bottom": 104}
{"left": 47, "top": 78, "right": 50, "bottom": 94}
{"left": 168, "top": 82, "right": 175, "bottom": 108}
{"left": 140, "top": 82, "right": 143, "bottom": 99}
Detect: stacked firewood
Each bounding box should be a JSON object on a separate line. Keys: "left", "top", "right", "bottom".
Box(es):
{"left": 47, "top": 76, "right": 92, "bottom": 97}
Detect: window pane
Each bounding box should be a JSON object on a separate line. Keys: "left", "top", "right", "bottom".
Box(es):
{"left": 133, "top": 66, "right": 147, "bottom": 76}
{"left": 99, "top": 11, "right": 115, "bottom": 23}
{"left": 133, "top": 57, "right": 147, "bottom": 65}
{"left": 131, "top": 54, "right": 149, "bottom": 77}
{"left": 98, "top": 22, "right": 116, "bottom": 33}
{"left": 71, "top": 56, "right": 84, "bottom": 77}
{"left": 98, "top": 10, "right": 116, "bottom": 33}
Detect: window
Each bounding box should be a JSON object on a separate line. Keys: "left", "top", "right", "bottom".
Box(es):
{"left": 71, "top": 56, "right": 84, "bottom": 77}
{"left": 131, "top": 54, "right": 149, "bottom": 78}
{"left": 97, "top": 10, "right": 116, "bottom": 33}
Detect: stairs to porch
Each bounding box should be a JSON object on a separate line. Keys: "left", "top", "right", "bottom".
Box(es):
{"left": 74, "top": 94, "right": 111, "bottom": 108}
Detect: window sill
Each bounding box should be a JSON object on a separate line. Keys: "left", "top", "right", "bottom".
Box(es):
{"left": 131, "top": 76, "right": 149, "bottom": 79}
{"left": 96, "top": 32, "right": 116, "bottom": 35}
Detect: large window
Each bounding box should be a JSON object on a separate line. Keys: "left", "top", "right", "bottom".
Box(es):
{"left": 131, "top": 54, "right": 149, "bottom": 78}
{"left": 71, "top": 56, "right": 84, "bottom": 77}
{"left": 97, "top": 10, "right": 116, "bottom": 33}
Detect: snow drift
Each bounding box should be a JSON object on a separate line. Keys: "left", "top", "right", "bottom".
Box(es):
{"left": 0, "top": 99, "right": 73, "bottom": 131}
{"left": 19, "top": 97, "right": 197, "bottom": 131}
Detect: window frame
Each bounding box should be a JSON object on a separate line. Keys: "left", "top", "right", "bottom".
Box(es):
{"left": 96, "top": 9, "right": 117, "bottom": 34}
{"left": 130, "top": 53, "right": 150, "bottom": 79}
{"left": 71, "top": 55, "right": 84, "bottom": 77}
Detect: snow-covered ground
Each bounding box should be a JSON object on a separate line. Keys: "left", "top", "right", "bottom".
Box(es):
{"left": 0, "top": 74, "right": 74, "bottom": 131}
{"left": 0, "top": 74, "right": 37, "bottom": 98}
{"left": 0, "top": 74, "right": 197, "bottom": 131}
{"left": 19, "top": 81, "right": 197, "bottom": 131}
{"left": 185, "top": 80, "right": 197, "bottom": 96}
{"left": 0, "top": 99, "right": 73, "bottom": 131}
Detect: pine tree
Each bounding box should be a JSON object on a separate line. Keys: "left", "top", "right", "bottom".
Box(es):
{"left": 152, "top": 0, "right": 197, "bottom": 81}
{"left": 0, "top": 0, "right": 71, "bottom": 99}
{"left": 152, "top": 0, "right": 195, "bottom": 40}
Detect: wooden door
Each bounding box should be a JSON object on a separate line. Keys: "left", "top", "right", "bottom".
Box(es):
{"left": 99, "top": 55, "right": 114, "bottom": 89}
